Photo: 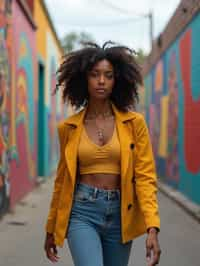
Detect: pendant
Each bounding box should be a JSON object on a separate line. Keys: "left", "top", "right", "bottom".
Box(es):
{"left": 97, "top": 129, "right": 104, "bottom": 142}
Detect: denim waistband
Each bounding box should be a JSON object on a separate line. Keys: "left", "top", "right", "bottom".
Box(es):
{"left": 75, "top": 182, "right": 120, "bottom": 200}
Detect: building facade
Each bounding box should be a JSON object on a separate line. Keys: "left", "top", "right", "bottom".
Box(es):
{"left": 34, "top": 0, "right": 65, "bottom": 178}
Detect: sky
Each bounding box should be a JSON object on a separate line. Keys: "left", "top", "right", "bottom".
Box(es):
{"left": 45, "top": 0, "right": 181, "bottom": 53}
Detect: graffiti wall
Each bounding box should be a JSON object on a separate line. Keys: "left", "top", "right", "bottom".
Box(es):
{"left": 0, "top": 0, "right": 64, "bottom": 215}
{"left": 143, "top": 13, "right": 200, "bottom": 204}
{"left": 0, "top": 0, "right": 12, "bottom": 215}
{"left": 8, "top": 0, "right": 37, "bottom": 208}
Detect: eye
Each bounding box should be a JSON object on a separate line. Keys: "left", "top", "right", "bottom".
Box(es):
{"left": 106, "top": 74, "right": 114, "bottom": 79}
{"left": 89, "top": 72, "right": 98, "bottom": 78}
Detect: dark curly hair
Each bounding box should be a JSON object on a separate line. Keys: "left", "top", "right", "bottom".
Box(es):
{"left": 55, "top": 41, "right": 143, "bottom": 112}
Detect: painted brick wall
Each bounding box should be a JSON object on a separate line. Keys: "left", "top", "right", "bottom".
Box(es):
{"left": 34, "top": 0, "right": 65, "bottom": 178}
{"left": 8, "top": 0, "right": 37, "bottom": 208}
{"left": 142, "top": 4, "right": 200, "bottom": 205}
{"left": 0, "top": 0, "right": 12, "bottom": 215}
{"left": 0, "top": 0, "right": 64, "bottom": 216}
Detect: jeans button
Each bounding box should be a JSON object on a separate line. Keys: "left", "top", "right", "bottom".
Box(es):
{"left": 128, "top": 204, "right": 132, "bottom": 210}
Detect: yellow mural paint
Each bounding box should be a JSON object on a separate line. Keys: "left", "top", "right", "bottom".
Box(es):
{"left": 155, "top": 61, "right": 163, "bottom": 92}
{"left": 34, "top": 0, "right": 65, "bottom": 115}
{"left": 158, "top": 95, "right": 169, "bottom": 158}
{"left": 34, "top": 0, "right": 63, "bottom": 60}
{"left": 34, "top": 0, "right": 47, "bottom": 59}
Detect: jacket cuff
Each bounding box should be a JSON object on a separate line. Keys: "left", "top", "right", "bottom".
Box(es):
{"left": 147, "top": 227, "right": 160, "bottom": 233}
{"left": 45, "top": 221, "right": 55, "bottom": 234}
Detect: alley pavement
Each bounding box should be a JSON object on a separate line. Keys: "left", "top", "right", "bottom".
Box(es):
{"left": 0, "top": 177, "right": 200, "bottom": 266}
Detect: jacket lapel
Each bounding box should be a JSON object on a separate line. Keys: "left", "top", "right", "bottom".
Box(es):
{"left": 116, "top": 120, "right": 132, "bottom": 179}
{"left": 111, "top": 103, "right": 136, "bottom": 179}
{"left": 64, "top": 108, "right": 86, "bottom": 185}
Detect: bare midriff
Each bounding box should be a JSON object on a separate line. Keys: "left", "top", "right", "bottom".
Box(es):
{"left": 79, "top": 173, "right": 121, "bottom": 190}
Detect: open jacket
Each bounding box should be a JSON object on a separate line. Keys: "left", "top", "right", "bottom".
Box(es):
{"left": 45, "top": 102, "right": 160, "bottom": 247}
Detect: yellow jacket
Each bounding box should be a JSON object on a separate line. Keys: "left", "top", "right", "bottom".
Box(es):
{"left": 45, "top": 102, "right": 160, "bottom": 247}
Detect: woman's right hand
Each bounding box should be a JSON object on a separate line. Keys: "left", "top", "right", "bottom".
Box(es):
{"left": 44, "top": 233, "right": 60, "bottom": 263}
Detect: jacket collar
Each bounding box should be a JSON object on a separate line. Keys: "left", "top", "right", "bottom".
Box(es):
{"left": 64, "top": 101, "right": 137, "bottom": 127}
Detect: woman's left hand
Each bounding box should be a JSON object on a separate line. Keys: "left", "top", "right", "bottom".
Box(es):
{"left": 145, "top": 228, "right": 161, "bottom": 265}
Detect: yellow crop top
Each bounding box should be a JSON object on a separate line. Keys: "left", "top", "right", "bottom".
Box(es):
{"left": 78, "top": 125, "right": 121, "bottom": 175}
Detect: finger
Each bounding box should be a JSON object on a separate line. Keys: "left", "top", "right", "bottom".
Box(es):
{"left": 52, "top": 245, "right": 60, "bottom": 260}
{"left": 46, "top": 247, "right": 60, "bottom": 263}
{"left": 151, "top": 247, "right": 161, "bottom": 265}
{"left": 47, "top": 255, "right": 58, "bottom": 263}
{"left": 47, "top": 251, "right": 59, "bottom": 263}
{"left": 53, "top": 245, "right": 58, "bottom": 255}
{"left": 146, "top": 244, "right": 152, "bottom": 261}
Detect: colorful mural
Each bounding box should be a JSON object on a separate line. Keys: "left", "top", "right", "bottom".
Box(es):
{"left": 143, "top": 13, "right": 200, "bottom": 204}
{"left": 8, "top": 0, "right": 37, "bottom": 208}
{"left": 166, "top": 53, "right": 179, "bottom": 185}
{"left": 0, "top": 0, "right": 64, "bottom": 215}
{"left": 0, "top": 0, "right": 12, "bottom": 215}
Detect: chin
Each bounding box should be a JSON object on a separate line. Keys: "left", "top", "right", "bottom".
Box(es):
{"left": 92, "top": 95, "right": 108, "bottom": 100}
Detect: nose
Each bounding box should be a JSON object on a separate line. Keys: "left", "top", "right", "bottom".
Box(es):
{"left": 98, "top": 74, "right": 105, "bottom": 84}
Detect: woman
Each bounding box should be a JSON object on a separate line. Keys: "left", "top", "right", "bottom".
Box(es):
{"left": 44, "top": 41, "right": 161, "bottom": 266}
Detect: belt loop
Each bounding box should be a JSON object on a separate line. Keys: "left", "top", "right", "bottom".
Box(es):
{"left": 93, "top": 187, "right": 98, "bottom": 199}
{"left": 107, "top": 191, "right": 111, "bottom": 201}
{"left": 117, "top": 190, "right": 120, "bottom": 200}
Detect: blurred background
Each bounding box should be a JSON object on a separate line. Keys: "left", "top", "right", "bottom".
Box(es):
{"left": 0, "top": 0, "right": 200, "bottom": 266}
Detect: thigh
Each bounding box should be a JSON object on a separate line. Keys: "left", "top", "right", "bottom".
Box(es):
{"left": 101, "top": 200, "right": 133, "bottom": 266}
{"left": 103, "top": 239, "right": 133, "bottom": 266}
{"left": 67, "top": 218, "right": 104, "bottom": 266}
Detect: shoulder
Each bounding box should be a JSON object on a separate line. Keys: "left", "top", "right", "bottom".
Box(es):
{"left": 128, "top": 110, "right": 146, "bottom": 123}
{"left": 131, "top": 111, "right": 144, "bottom": 119}
{"left": 127, "top": 111, "right": 148, "bottom": 135}
{"left": 57, "top": 108, "right": 84, "bottom": 133}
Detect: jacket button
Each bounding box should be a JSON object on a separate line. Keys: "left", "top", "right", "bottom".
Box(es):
{"left": 128, "top": 204, "right": 132, "bottom": 210}
{"left": 132, "top": 176, "right": 136, "bottom": 183}
{"left": 130, "top": 143, "right": 135, "bottom": 149}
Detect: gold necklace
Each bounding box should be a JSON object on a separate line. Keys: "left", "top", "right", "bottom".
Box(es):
{"left": 97, "top": 129, "right": 104, "bottom": 142}
{"left": 95, "top": 120, "right": 105, "bottom": 143}
{"left": 85, "top": 110, "right": 113, "bottom": 143}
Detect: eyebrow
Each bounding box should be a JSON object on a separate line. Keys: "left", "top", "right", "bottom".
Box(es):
{"left": 91, "top": 69, "right": 114, "bottom": 73}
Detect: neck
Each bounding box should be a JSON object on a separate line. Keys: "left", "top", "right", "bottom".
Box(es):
{"left": 87, "top": 98, "right": 113, "bottom": 118}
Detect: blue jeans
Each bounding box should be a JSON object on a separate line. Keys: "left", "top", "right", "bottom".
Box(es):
{"left": 66, "top": 183, "right": 133, "bottom": 266}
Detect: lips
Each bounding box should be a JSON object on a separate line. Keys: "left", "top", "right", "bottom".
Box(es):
{"left": 96, "top": 88, "right": 106, "bottom": 93}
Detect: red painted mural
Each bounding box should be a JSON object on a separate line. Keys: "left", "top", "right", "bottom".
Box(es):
{"left": 179, "top": 30, "right": 200, "bottom": 174}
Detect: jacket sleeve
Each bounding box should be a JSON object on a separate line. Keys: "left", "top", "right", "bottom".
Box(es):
{"left": 45, "top": 122, "right": 67, "bottom": 234}
{"left": 133, "top": 114, "right": 160, "bottom": 231}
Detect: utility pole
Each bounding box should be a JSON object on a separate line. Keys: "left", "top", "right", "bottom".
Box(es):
{"left": 96, "top": 1, "right": 155, "bottom": 52}
{"left": 148, "top": 10, "right": 154, "bottom": 51}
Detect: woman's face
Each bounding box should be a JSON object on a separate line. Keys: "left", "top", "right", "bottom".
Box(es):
{"left": 87, "top": 59, "right": 115, "bottom": 100}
